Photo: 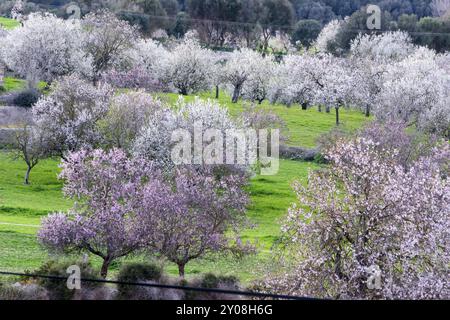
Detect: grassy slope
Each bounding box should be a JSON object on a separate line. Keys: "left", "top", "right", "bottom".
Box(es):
{"left": 159, "top": 91, "right": 370, "bottom": 147}
{"left": 1, "top": 77, "right": 27, "bottom": 93}
{"left": 0, "top": 17, "right": 20, "bottom": 30}
{"left": 0, "top": 92, "right": 369, "bottom": 282}
{"left": 0, "top": 153, "right": 72, "bottom": 271}
{"left": 0, "top": 151, "right": 316, "bottom": 280}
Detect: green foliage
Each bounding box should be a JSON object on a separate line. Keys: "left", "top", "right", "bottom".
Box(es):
{"left": 414, "top": 16, "right": 450, "bottom": 52}
{"left": 184, "top": 273, "right": 240, "bottom": 300}
{"left": 332, "top": 7, "right": 395, "bottom": 54}
{"left": 200, "top": 273, "right": 239, "bottom": 289}
{"left": 292, "top": 19, "right": 322, "bottom": 47}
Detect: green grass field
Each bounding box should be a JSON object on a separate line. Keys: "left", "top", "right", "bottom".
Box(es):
{"left": 0, "top": 17, "right": 20, "bottom": 30}
{"left": 0, "top": 86, "right": 370, "bottom": 282}
{"left": 1, "top": 77, "right": 27, "bottom": 93}
{"left": 160, "top": 91, "right": 370, "bottom": 147}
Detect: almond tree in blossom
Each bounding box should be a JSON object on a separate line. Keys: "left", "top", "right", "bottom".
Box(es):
{"left": 222, "top": 48, "right": 268, "bottom": 103}
{"left": 38, "top": 149, "right": 157, "bottom": 278}
{"left": 0, "top": 13, "right": 87, "bottom": 87}
{"left": 349, "top": 31, "right": 416, "bottom": 117}
{"left": 264, "top": 132, "right": 449, "bottom": 299}
{"left": 142, "top": 166, "right": 250, "bottom": 277}
{"left": 377, "top": 47, "right": 450, "bottom": 137}
{"left": 158, "top": 38, "right": 215, "bottom": 95}
{"left": 82, "top": 10, "right": 138, "bottom": 83}
{"left": 32, "top": 75, "right": 113, "bottom": 158}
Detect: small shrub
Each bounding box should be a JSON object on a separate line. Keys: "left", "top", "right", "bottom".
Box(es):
{"left": 185, "top": 273, "right": 241, "bottom": 300}
{"left": 116, "top": 263, "right": 163, "bottom": 299}
{"left": 200, "top": 273, "right": 239, "bottom": 289}
{"left": 280, "top": 145, "right": 319, "bottom": 162}
{"left": 33, "top": 260, "right": 102, "bottom": 300}
{"left": 11, "top": 89, "right": 41, "bottom": 108}
{"left": 0, "top": 285, "right": 27, "bottom": 300}
{"left": 0, "top": 283, "right": 49, "bottom": 300}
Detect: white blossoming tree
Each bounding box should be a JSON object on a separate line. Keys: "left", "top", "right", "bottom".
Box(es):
{"left": 32, "top": 75, "right": 113, "bottom": 158}
{"left": 314, "top": 19, "right": 344, "bottom": 53}
{"left": 310, "top": 55, "right": 355, "bottom": 125}
{"left": 82, "top": 10, "right": 138, "bottom": 83}
{"left": 99, "top": 91, "right": 165, "bottom": 151}
{"left": 133, "top": 97, "right": 239, "bottom": 170}
{"left": 222, "top": 48, "right": 269, "bottom": 103}
{"left": 241, "top": 54, "right": 276, "bottom": 104}
{"left": 0, "top": 13, "right": 87, "bottom": 87}
{"left": 377, "top": 47, "right": 450, "bottom": 137}
{"left": 157, "top": 38, "right": 215, "bottom": 95}
{"left": 269, "top": 53, "right": 325, "bottom": 110}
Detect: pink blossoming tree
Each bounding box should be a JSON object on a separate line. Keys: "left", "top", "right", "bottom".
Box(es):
{"left": 38, "top": 149, "right": 154, "bottom": 278}
{"left": 39, "top": 149, "right": 250, "bottom": 278}
{"left": 265, "top": 136, "right": 449, "bottom": 299}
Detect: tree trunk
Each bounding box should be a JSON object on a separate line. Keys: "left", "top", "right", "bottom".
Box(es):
{"left": 301, "top": 102, "right": 308, "bottom": 110}
{"left": 24, "top": 166, "right": 32, "bottom": 185}
{"left": 100, "top": 258, "right": 111, "bottom": 279}
{"left": 215, "top": 85, "right": 219, "bottom": 99}
{"left": 365, "top": 105, "right": 370, "bottom": 117}
{"left": 232, "top": 85, "right": 241, "bottom": 103}
{"left": 335, "top": 107, "right": 340, "bottom": 126}
{"left": 92, "top": 73, "right": 100, "bottom": 87}
{"left": 318, "top": 105, "right": 322, "bottom": 112}
{"left": 325, "top": 106, "right": 331, "bottom": 113}
{"left": 178, "top": 263, "right": 185, "bottom": 278}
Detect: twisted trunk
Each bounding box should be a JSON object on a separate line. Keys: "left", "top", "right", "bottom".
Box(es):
{"left": 24, "top": 165, "right": 32, "bottom": 185}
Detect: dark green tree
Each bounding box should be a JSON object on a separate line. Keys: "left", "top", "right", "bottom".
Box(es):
{"left": 187, "top": 0, "right": 242, "bottom": 46}
{"left": 258, "top": 0, "right": 295, "bottom": 53}
{"left": 292, "top": 19, "right": 322, "bottom": 47}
